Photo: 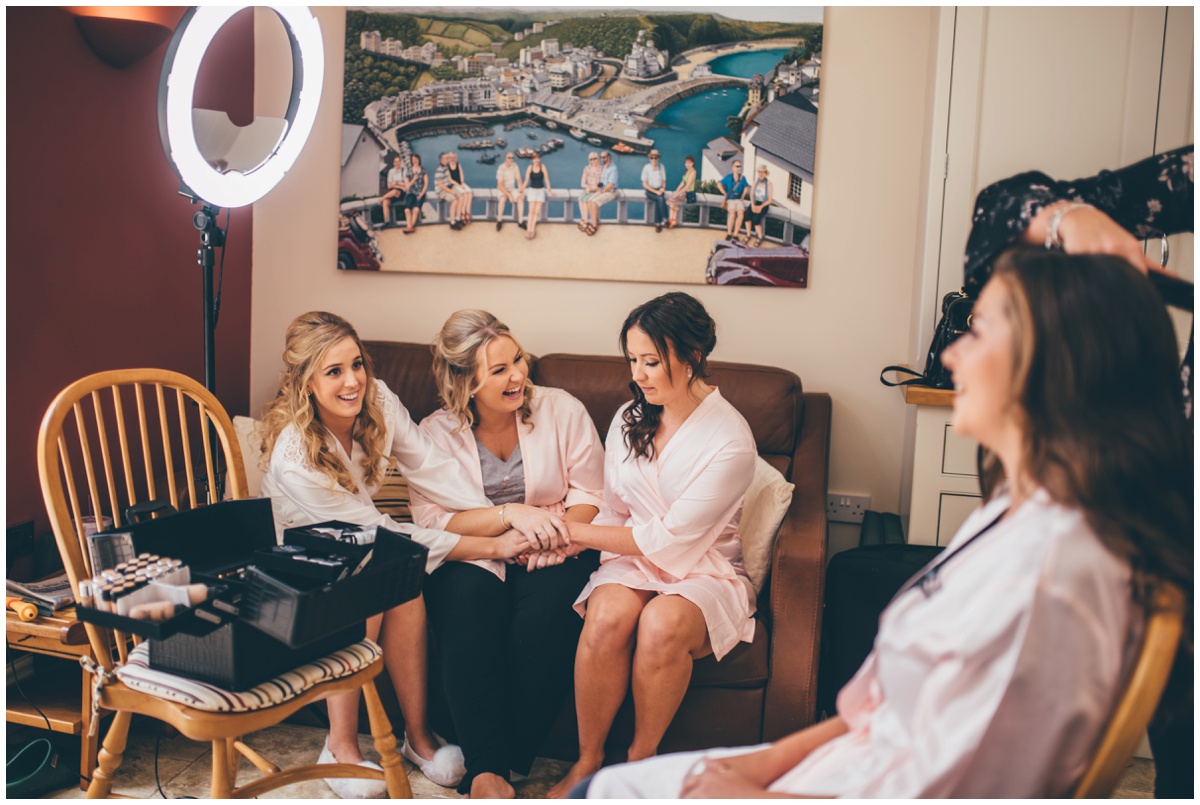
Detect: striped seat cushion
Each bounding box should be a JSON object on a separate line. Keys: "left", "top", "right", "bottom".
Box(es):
{"left": 373, "top": 466, "right": 412, "bottom": 522}
{"left": 114, "top": 639, "right": 381, "bottom": 713}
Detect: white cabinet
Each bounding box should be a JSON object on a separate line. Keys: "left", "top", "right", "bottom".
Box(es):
{"left": 905, "top": 390, "right": 979, "bottom": 546}
{"left": 904, "top": 7, "right": 1192, "bottom": 548}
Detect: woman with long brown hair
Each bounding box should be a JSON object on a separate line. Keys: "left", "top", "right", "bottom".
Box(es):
{"left": 570, "top": 251, "right": 1192, "bottom": 798}
{"left": 260, "top": 311, "right": 536, "bottom": 796}
{"left": 547, "top": 292, "right": 758, "bottom": 797}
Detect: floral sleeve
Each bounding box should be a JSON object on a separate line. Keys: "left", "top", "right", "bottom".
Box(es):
{"left": 963, "top": 145, "right": 1194, "bottom": 294}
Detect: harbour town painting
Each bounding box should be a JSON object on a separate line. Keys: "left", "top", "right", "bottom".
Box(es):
{"left": 338, "top": 7, "right": 824, "bottom": 287}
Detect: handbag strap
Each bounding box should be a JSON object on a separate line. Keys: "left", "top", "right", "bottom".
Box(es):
{"left": 880, "top": 365, "right": 931, "bottom": 387}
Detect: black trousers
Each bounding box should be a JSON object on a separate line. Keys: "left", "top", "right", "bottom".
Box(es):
{"left": 425, "top": 552, "right": 600, "bottom": 794}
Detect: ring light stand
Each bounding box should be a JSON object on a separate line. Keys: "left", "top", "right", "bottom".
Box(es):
{"left": 157, "top": 5, "right": 324, "bottom": 393}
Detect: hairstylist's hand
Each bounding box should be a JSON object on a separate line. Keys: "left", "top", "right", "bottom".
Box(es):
{"left": 1031, "top": 202, "right": 1160, "bottom": 274}
{"left": 507, "top": 504, "right": 569, "bottom": 550}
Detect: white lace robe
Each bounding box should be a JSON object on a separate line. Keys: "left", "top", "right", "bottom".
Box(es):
{"left": 261, "top": 380, "right": 491, "bottom": 573}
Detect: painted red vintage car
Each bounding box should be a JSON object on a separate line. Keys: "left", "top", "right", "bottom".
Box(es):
{"left": 705, "top": 241, "right": 809, "bottom": 287}
{"left": 337, "top": 213, "right": 382, "bottom": 271}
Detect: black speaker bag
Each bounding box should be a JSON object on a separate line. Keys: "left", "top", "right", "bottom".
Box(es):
{"left": 816, "top": 544, "right": 943, "bottom": 719}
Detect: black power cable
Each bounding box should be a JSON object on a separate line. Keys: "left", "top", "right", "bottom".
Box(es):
{"left": 6, "top": 649, "right": 91, "bottom": 786}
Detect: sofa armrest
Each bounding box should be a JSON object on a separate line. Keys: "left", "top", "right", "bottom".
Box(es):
{"left": 762, "top": 392, "right": 830, "bottom": 741}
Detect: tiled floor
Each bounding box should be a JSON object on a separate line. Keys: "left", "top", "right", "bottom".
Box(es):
{"left": 28, "top": 721, "right": 1155, "bottom": 799}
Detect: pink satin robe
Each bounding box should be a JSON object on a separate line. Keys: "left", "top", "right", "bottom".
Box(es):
{"left": 574, "top": 388, "right": 758, "bottom": 660}
{"left": 410, "top": 385, "right": 605, "bottom": 581}
{"left": 585, "top": 488, "right": 1138, "bottom": 798}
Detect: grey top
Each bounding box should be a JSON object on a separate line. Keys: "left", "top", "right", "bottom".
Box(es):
{"left": 475, "top": 434, "right": 525, "bottom": 505}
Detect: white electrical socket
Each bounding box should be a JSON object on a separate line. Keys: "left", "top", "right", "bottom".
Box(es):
{"left": 826, "top": 493, "right": 871, "bottom": 524}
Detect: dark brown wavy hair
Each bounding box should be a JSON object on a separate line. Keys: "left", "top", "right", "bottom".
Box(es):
{"left": 981, "top": 249, "right": 1192, "bottom": 604}
{"left": 619, "top": 292, "right": 717, "bottom": 460}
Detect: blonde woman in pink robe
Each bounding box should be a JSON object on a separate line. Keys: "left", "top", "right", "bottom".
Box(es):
{"left": 410, "top": 310, "right": 606, "bottom": 799}
{"left": 571, "top": 252, "right": 1193, "bottom": 798}
{"left": 547, "top": 292, "right": 758, "bottom": 798}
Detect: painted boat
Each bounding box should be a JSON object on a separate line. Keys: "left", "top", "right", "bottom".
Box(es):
{"left": 569, "top": 127, "right": 586, "bottom": 139}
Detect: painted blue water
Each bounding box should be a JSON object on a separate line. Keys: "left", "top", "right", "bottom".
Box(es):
{"left": 707, "top": 48, "right": 792, "bottom": 80}
{"left": 402, "top": 47, "right": 789, "bottom": 191}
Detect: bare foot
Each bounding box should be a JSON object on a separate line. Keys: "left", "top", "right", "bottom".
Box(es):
{"left": 470, "top": 773, "right": 515, "bottom": 799}
{"left": 546, "top": 758, "right": 602, "bottom": 799}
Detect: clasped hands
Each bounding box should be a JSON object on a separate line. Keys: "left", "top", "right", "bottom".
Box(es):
{"left": 500, "top": 506, "right": 581, "bottom": 572}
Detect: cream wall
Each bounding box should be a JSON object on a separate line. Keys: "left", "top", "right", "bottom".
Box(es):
{"left": 252, "top": 7, "right": 942, "bottom": 548}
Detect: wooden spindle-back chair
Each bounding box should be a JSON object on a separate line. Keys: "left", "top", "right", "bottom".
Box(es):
{"left": 1072, "top": 582, "right": 1186, "bottom": 798}
{"left": 38, "top": 369, "right": 409, "bottom": 798}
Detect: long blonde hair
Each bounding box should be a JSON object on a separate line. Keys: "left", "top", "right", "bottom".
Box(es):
{"left": 260, "top": 311, "right": 391, "bottom": 493}
{"left": 431, "top": 309, "right": 534, "bottom": 433}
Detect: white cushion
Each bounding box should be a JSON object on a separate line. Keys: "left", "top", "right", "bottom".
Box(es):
{"left": 233, "top": 415, "right": 266, "bottom": 498}
{"left": 740, "top": 457, "right": 795, "bottom": 594}
{"left": 115, "top": 639, "right": 381, "bottom": 712}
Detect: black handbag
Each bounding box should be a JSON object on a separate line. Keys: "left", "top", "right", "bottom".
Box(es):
{"left": 881, "top": 288, "right": 973, "bottom": 389}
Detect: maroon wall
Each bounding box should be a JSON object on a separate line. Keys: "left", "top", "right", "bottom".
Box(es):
{"left": 6, "top": 7, "right": 254, "bottom": 537}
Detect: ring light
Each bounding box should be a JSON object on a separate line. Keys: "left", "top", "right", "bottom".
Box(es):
{"left": 158, "top": 5, "right": 324, "bottom": 208}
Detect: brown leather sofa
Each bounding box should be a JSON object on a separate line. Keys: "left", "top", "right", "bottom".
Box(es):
{"left": 364, "top": 340, "right": 831, "bottom": 757}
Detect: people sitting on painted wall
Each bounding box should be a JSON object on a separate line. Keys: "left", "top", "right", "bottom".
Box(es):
{"left": 495, "top": 152, "right": 525, "bottom": 232}
{"left": 571, "top": 251, "right": 1193, "bottom": 798}
{"left": 436, "top": 152, "right": 473, "bottom": 231}
{"left": 746, "top": 165, "right": 774, "bottom": 246}
{"left": 381, "top": 155, "right": 407, "bottom": 226}
{"left": 642, "top": 149, "right": 669, "bottom": 233}
{"left": 577, "top": 152, "right": 603, "bottom": 236}
{"left": 720, "top": 161, "right": 750, "bottom": 240}
{"left": 963, "top": 143, "right": 1194, "bottom": 799}
{"left": 546, "top": 292, "right": 758, "bottom": 798}
{"left": 667, "top": 155, "right": 697, "bottom": 230}
{"left": 585, "top": 151, "right": 619, "bottom": 236}
{"left": 259, "top": 311, "right": 541, "bottom": 797}
{"left": 524, "top": 152, "right": 551, "bottom": 241}
{"left": 401, "top": 153, "right": 428, "bottom": 235}
{"left": 410, "top": 310, "right": 606, "bottom": 799}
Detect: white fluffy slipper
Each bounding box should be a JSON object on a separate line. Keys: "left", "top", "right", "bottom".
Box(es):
{"left": 400, "top": 734, "right": 466, "bottom": 788}
{"left": 317, "top": 738, "right": 387, "bottom": 799}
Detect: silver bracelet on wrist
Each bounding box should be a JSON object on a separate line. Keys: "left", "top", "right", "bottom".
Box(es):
{"left": 498, "top": 503, "right": 509, "bottom": 530}
{"left": 1044, "top": 202, "right": 1093, "bottom": 250}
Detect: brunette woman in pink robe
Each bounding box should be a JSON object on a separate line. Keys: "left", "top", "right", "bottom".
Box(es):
{"left": 547, "top": 292, "right": 758, "bottom": 797}
{"left": 573, "top": 252, "right": 1192, "bottom": 798}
